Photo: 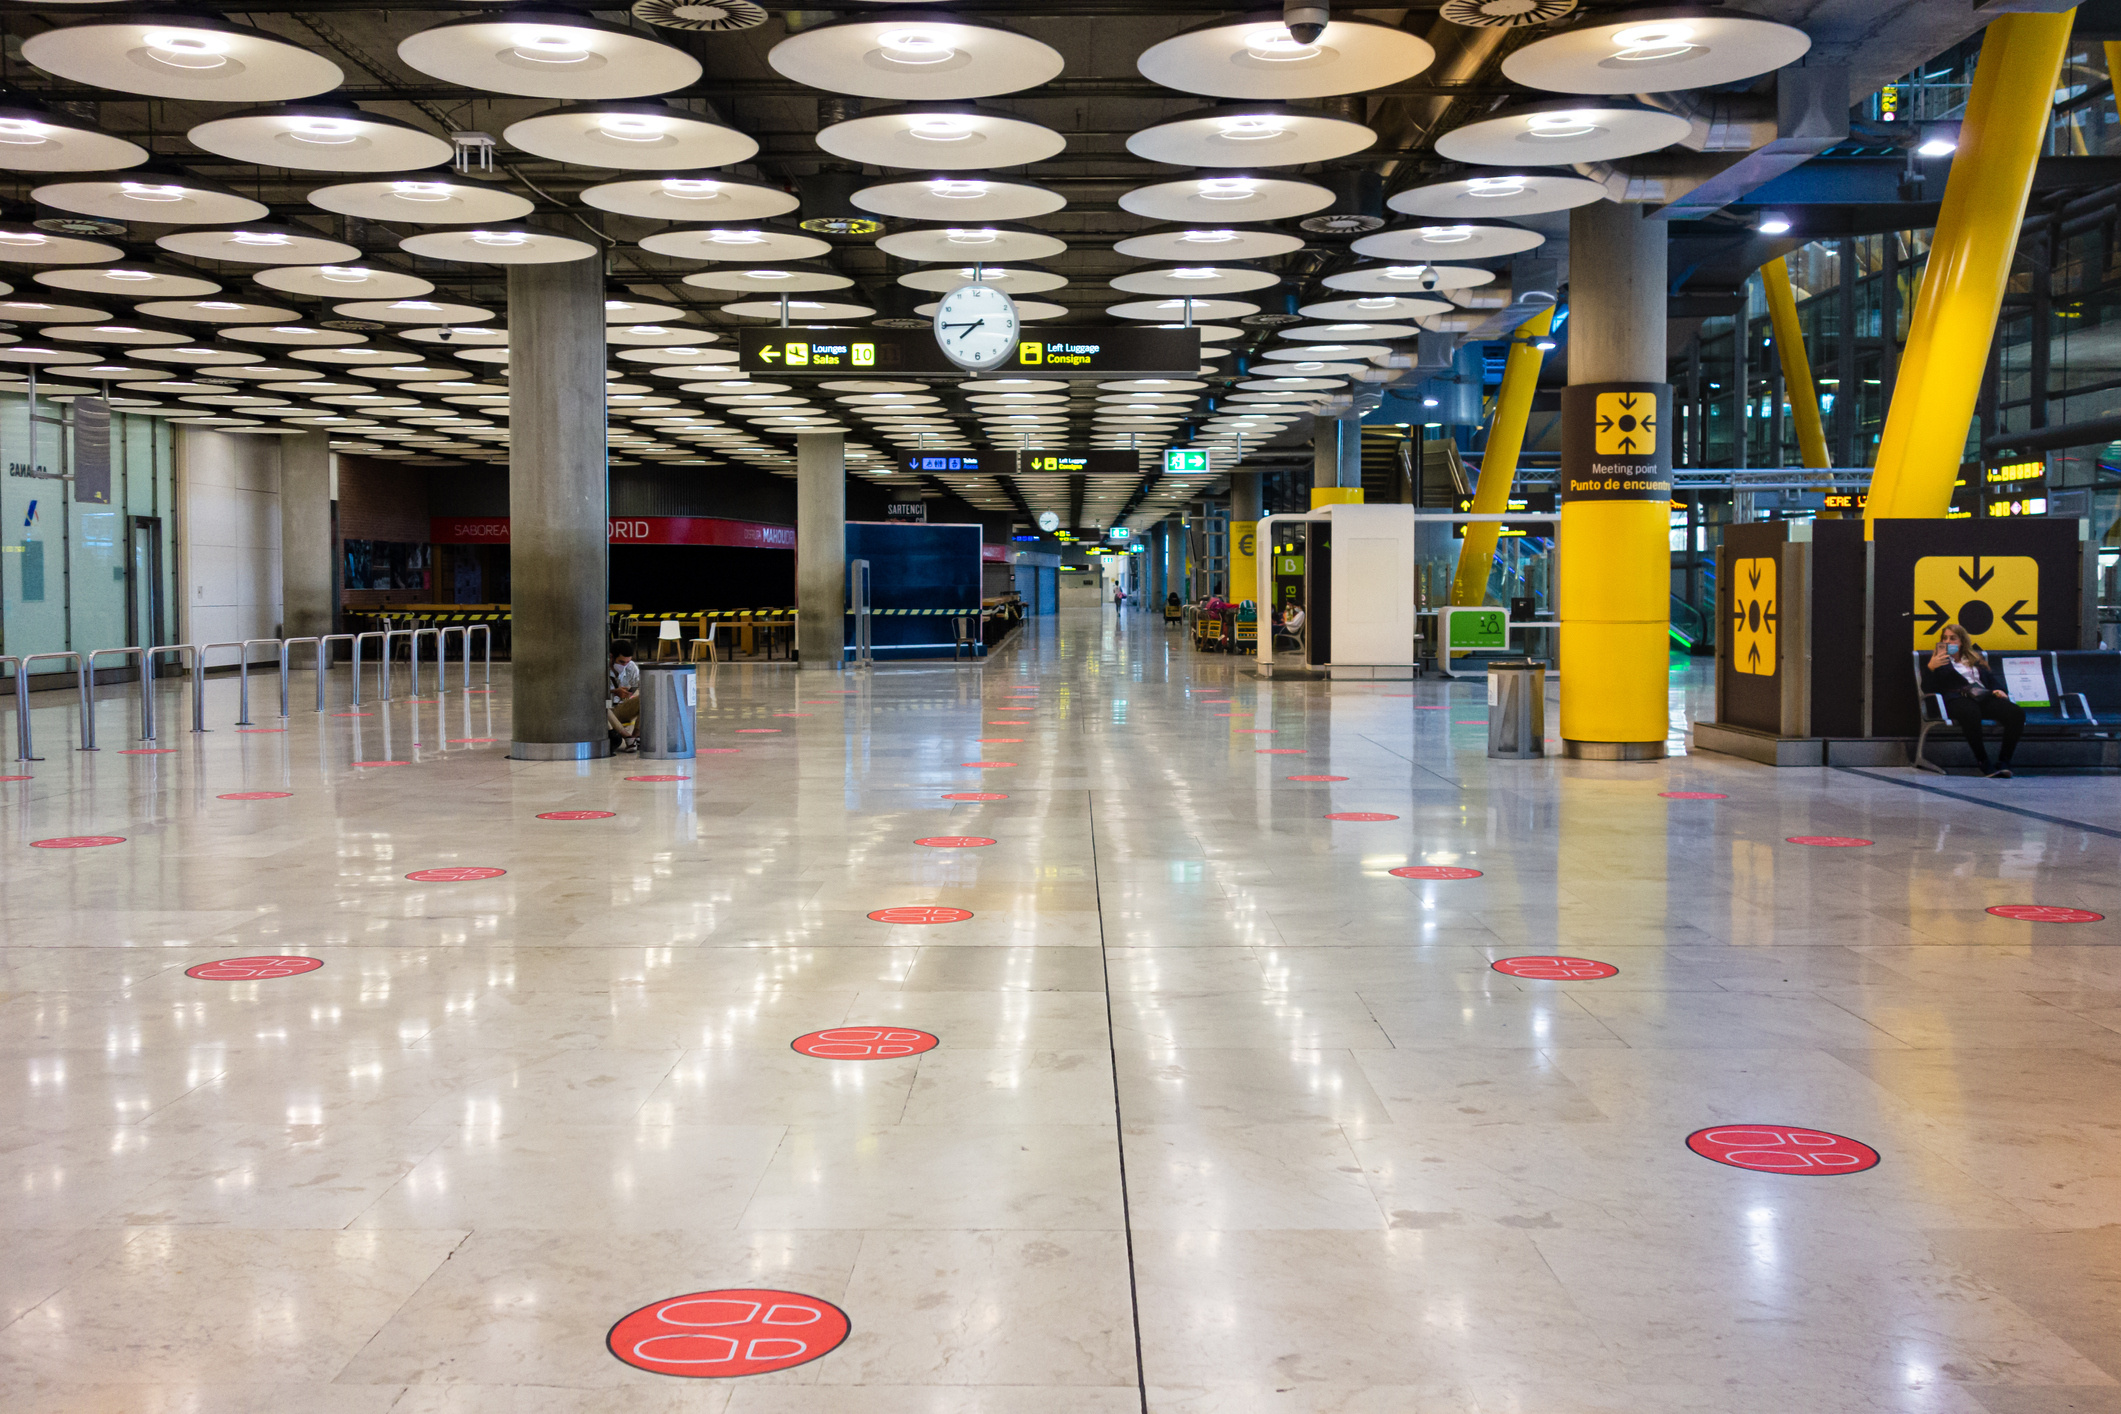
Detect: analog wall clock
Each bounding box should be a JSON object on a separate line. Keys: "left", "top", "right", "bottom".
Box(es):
{"left": 934, "top": 281, "right": 1020, "bottom": 372}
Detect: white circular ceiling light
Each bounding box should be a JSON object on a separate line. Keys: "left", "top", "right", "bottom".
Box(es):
{"left": 37, "top": 264, "right": 219, "bottom": 297}
{"left": 1350, "top": 222, "right": 1545, "bottom": 261}
{"left": 1112, "top": 227, "right": 1304, "bottom": 261}
{"left": 1119, "top": 174, "right": 1332, "bottom": 223}
{"left": 30, "top": 169, "right": 265, "bottom": 224}
{"left": 1388, "top": 170, "right": 1609, "bottom": 218}
{"left": 874, "top": 225, "right": 1066, "bottom": 262}
{"left": 254, "top": 264, "right": 433, "bottom": 299}
{"left": 818, "top": 103, "right": 1066, "bottom": 170}
{"left": 187, "top": 105, "right": 456, "bottom": 173}
{"left": 22, "top": 14, "right": 344, "bottom": 101}
{"left": 1126, "top": 104, "right": 1375, "bottom": 168}
{"left": 580, "top": 172, "right": 798, "bottom": 221}
{"left": 1107, "top": 297, "right": 1259, "bottom": 322}
{"left": 501, "top": 100, "right": 757, "bottom": 169}
{"left": 307, "top": 173, "right": 534, "bottom": 224}
{"left": 898, "top": 264, "right": 1065, "bottom": 294}
{"left": 1501, "top": 8, "right": 1812, "bottom": 95}
{"left": 397, "top": 12, "right": 702, "bottom": 100}
{"left": 0, "top": 104, "right": 148, "bottom": 171}
{"left": 157, "top": 224, "right": 363, "bottom": 265}
{"left": 398, "top": 226, "right": 601, "bottom": 264}
{"left": 682, "top": 266, "right": 854, "bottom": 294}
{"left": 852, "top": 174, "right": 1064, "bottom": 222}
{"left": 768, "top": 13, "right": 1064, "bottom": 101}
{"left": 1137, "top": 13, "right": 1435, "bottom": 100}
{"left": 639, "top": 227, "right": 833, "bottom": 262}
{"left": 1111, "top": 265, "right": 1278, "bottom": 297}
{"left": 1433, "top": 99, "right": 1693, "bottom": 167}
{"left": 0, "top": 229, "right": 123, "bottom": 265}
{"left": 1322, "top": 262, "right": 1494, "bottom": 294}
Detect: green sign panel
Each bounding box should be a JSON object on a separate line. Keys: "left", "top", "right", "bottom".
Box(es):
{"left": 1164, "top": 447, "right": 1212, "bottom": 474}
{"left": 1448, "top": 609, "right": 1507, "bottom": 650}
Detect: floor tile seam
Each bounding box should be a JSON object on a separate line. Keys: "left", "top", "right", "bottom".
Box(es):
{"left": 333, "top": 1130, "right": 459, "bottom": 1234}
{"left": 1085, "top": 788, "right": 1151, "bottom": 1414}
{"left": 324, "top": 1227, "right": 475, "bottom": 1389}
{"left": 1834, "top": 767, "right": 2121, "bottom": 841}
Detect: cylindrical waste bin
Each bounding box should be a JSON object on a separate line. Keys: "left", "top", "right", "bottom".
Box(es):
{"left": 637, "top": 662, "right": 696, "bottom": 760}
{"left": 1486, "top": 658, "right": 1546, "bottom": 759}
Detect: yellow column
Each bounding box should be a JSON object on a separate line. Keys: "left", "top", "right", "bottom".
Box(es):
{"left": 1760, "top": 257, "right": 1831, "bottom": 470}
{"left": 1450, "top": 306, "right": 1553, "bottom": 607}
{"left": 1866, "top": 10, "right": 2075, "bottom": 528}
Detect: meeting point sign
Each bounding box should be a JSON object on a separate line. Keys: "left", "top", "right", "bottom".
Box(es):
{"left": 1560, "top": 382, "right": 1674, "bottom": 502}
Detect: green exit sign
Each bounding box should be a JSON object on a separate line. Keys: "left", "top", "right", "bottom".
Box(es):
{"left": 1164, "top": 447, "right": 1212, "bottom": 474}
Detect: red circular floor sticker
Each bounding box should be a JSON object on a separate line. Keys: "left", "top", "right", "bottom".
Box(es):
{"left": 976, "top": 738, "right": 1022, "bottom": 743}
{"left": 943, "top": 792, "right": 1007, "bottom": 801}
{"left": 406, "top": 866, "right": 506, "bottom": 882}
{"left": 238, "top": 728, "right": 286, "bottom": 734}
{"left": 119, "top": 748, "right": 173, "bottom": 756}
{"left": 1661, "top": 791, "right": 1729, "bottom": 800}
{"left": 1787, "top": 836, "right": 1872, "bottom": 847}
{"left": 792, "top": 1027, "right": 939, "bottom": 1059}
{"left": 867, "top": 906, "right": 973, "bottom": 924}
{"left": 1389, "top": 865, "right": 1482, "bottom": 880}
{"left": 219, "top": 791, "right": 292, "bottom": 800}
{"left": 1257, "top": 748, "right": 1304, "bottom": 755}
{"left": 334, "top": 712, "right": 372, "bottom": 718}
{"left": 626, "top": 774, "right": 690, "bottom": 782}
{"left": 772, "top": 712, "right": 811, "bottom": 718}
{"left": 186, "top": 955, "right": 323, "bottom": 981}
{"left": 916, "top": 836, "right": 995, "bottom": 848}
{"left": 1237, "top": 728, "right": 1275, "bottom": 734}
{"left": 699, "top": 748, "right": 740, "bottom": 754}
{"left": 1325, "top": 812, "right": 1399, "bottom": 822}
{"left": 538, "top": 810, "right": 616, "bottom": 821}
{"left": 1288, "top": 775, "right": 1348, "bottom": 782}
{"left": 963, "top": 760, "right": 1016, "bottom": 768}
{"left": 736, "top": 728, "right": 779, "bottom": 733}
{"left": 1686, "top": 1125, "right": 1879, "bottom": 1175}
{"left": 1492, "top": 956, "right": 1619, "bottom": 980}
{"left": 31, "top": 835, "right": 124, "bottom": 849}
{"left": 0, "top": 774, "right": 30, "bottom": 782}
{"left": 353, "top": 760, "right": 407, "bottom": 768}
{"left": 608, "top": 1288, "right": 849, "bottom": 1379}
{"left": 1987, "top": 904, "right": 2105, "bottom": 923}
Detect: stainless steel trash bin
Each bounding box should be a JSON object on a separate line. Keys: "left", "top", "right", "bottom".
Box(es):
{"left": 1486, "top": 658, "right": 1546, "bottom": 759}
{"left": 637, "top": 662, "right": 696, "bottom": 760}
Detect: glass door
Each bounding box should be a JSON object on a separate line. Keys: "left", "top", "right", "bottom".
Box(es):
{"left": 127, "top": 515, "right": 163, "bottom": 649}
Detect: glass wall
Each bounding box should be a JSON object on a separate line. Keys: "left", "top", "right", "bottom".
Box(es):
{"left": 0, "top": 391, "right": 177, "bottom": 663}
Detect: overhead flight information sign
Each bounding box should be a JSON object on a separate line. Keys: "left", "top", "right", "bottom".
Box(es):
{"left": 740, "top": 326, "right": 1198, "bottom": 378}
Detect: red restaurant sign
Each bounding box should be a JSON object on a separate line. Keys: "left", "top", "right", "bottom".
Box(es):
{"left": 430, "top": 516, "right": 796, "bottom": 549}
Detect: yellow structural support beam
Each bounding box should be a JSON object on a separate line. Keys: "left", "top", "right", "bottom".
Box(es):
{"left": 1760, "top": 256, "right": 1831, "bottom": 471}
{"left": 1310, "top": 486, "right": 1363, "bottom": 507}
{"left": 1866, "top": 10, "right": 2076, "bottom": 529}
{"left": 1450, "top": 306, "right": 1553, "bottom": 607}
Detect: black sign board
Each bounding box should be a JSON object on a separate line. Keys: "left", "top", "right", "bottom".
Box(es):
{"left": 72, "top": 396, "right": 110, "bottom": 505}
{"left": 1982, "top": 458, "right": 2047, "bottom": 518}
{"left": 1451, "top": 490, "right": 1554, "bottom": 539}
{"left": 1021, "top": 450, "right": 1140, "bottom": 477}
{"left": 1560, "top": 382, "right": 1673, "bottom": 503}
{"left": 739, "top": 325, "right": 1199, "bottom": 379}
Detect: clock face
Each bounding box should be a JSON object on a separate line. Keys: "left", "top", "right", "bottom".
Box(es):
{"left": 1037, "top": 511, "right": 1059, "bottom": 532}
{"left": 934, "top": 283, "right": 1020, "bottom": 372}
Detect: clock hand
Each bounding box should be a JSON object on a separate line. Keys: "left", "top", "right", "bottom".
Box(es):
{"left": 942, "top": 319, "right": 985, "bottom": 334}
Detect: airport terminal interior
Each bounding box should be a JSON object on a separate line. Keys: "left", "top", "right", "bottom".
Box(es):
{"left": 5, "top": 0, "right": 2121, "bottom": 1410}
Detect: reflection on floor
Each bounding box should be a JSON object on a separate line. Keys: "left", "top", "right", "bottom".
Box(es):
{"left": 3, "top": 607, "right": 2119, "bottom": 1414}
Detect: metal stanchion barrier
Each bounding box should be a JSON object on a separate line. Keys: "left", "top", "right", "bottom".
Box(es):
{"left": 468, "top": 624, "right": 491, "bottom": 684}
{"left": 238, "top": 639, "right": 278, "bottom": 726}
{"left": 317, "top": 634, "right": 355, "bottom": 711}
{"left": 409, "top": 627, "right": 440, "bottom": 697}
{"left": 279, "top": 637, "right": 317, "bottom": 718}
{"left": 15, "top": 652, "right": 84, "bottom": 761}
{"left": 83, "top": 646, "right": 147, "bottom": 750}
{"left": 437, "top": 626, "right": 465, "bottom": 693}
{"left": 351, "top": 631, "right": 384, "bottom": 706}
{"left": 379, "top": 628, "right": 413, "bottom": 702}
{"left": 141, "top": 645, "right": 201, "bottom": 741}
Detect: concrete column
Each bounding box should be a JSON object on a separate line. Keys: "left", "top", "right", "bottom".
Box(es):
{"left": 1558, "top": 199, "right": 1670, "bottom": 760}
{"left": 1228, "top": 470, "right": 1261, "bottom": 607}
{"left": 507, "top": 254, "right": 609, "bottom": 761}
{"left": 279, "top": 430, "right": 333, "bottom": 640}
{"left": 1311, "top": 415, "right": 1362, "bottom": 505}
{"left": 797, "top": 431, "right": 845, "bottom": 670}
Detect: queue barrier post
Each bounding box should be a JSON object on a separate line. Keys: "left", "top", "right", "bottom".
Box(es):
{"left": 140, "top": 645, "right": 200, "bottom": 741}
{"left": 236, "top": 639, "right": 279, "bottom": 726}
{"left": 279, "top": 637, "right": 316, "bottom": 718}
{"left": 437, "top": 626, "right": 465, "bottom": 693}
{"left": 379, "top": 628, "right": 414, "bottom": 702}
{"left": 82, "top": 646, "right": 150, "bottom": 749}
{"left": 351, "top": 631, "right": 384, "bottom": 706}
{"left": 409, "top": 627, "right": 440, "bottom": 697}
{"left": 467, "top": 624, "right": 490, "bottom": 684}
{"left": 317, "top": 634, "right": 355, "bottom": 712}
{"left": 15, "top": 652, "right": 86, "bottom": 761}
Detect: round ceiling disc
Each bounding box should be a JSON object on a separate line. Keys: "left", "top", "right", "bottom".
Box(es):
{"left": 0, "top": 229, "right": 123, "bottom": 265}
{"left": 638, "top": 227, "right": 832, "bottom": 262}
{"left": 333, "top": 299, "right": 496, "bottom": 325}
{"left": 0, "top": 344, "right": 114, "bottom": 365}
{"left": 1351, "top": 222, "right": 1546, "bottom": 261}
{"left": 1107, "top": 296, "right": 1259, "bottom": 322}
{"left": 156, "top": 225, "right": 362, "bottom": 265}
{"left": 852, "top": 175, "right": 1064, "bottom": 221}
{"left": 602, "top": 299, "right": 686, "bottom": 322}
{"left": 30, "top": 170, "right": 265, "bottom": 224}
{"left": 0, "top": 104, "right": 149, "bottom": 172}
{"left": 921, "top": 296, "right": 1066, "bottom": 321}
{"left": 291, "top": 344, "right": 427, "bottom": 368}
{"left": 0, "top": 298, "right": 110, "bottom": 323}
{"left": 127, "top": 344, "right": 264, "bottom": 366}
{"left": 403, "top": 325, "right": 506, "bottom": 345}
{"left": 1502, "top": 11, "right": 1811, "bottom": 95}
{"left": 1388, "top": 170, "right": 1609, "bottom": 219}
{"left": 620, "top": 347, "right": 729, "bottom": 365}
{"left": 1280, "top": 323, "right": 1414, "bottom": 342}
{"left": 37, "top": 265, "right": 219, "bottom": 297}
{"left": 1297, "top": 294, "right": 1452, "bottom": 320}
{"left": 186, "top": 105, "right": 456, "bottom": 174}
{"left": 1127, "top": 106, "right": 1375, "bottom": 168}
{"left": 1100, "top": 379, "right": 1207, "bottom": 392}
{"left": 23, "top": 15, "right": 344, "bottom": 102}
{"left": 1110, "top": 265, "right": 1278, "bottom": 297}
{"left": 1434, "top": 101, "right": 1693, "bottom": 167}
{"left": 501, "top": 100, "right": 756, "bottom": 169}
{"left": 43, "top": 322, "right": 191, "bottom": 346}
{"left": 719, "top": 299, "right": 876, "bottom": 321}
{"left": 307, "top": 174, "right": 534, "bottom": 224}
{"left": 681, "top": 267, "right": 854, "bottom": 294}
{"left": 254, "top": 265, "right": 433, "bottom": 299}
{"left": 396, "top": 12, "right": 701, "bottom": 100}
{"left": 580, "top": 173, "right": 797, "bottom": 221}
{"left": 1112, "top": 228, "right": 1304, "bottom": 262}
{"left": 605, "top": 325, "right": 719, "bottom": 346}
{"left": 1119, "top": 175, "right": 1331, "bottom": 223}
{"left": 768, "top": 13, "right": 1064, "bottom": 102}
{"left": 1137, "top": 13, "right": 1435, "bottom": 100}
{"left": 1322, "top": 262, "right": 1496, "bottom": 294}
{"left": 874, "top": 225, "right": 1066, "bottom": 263}
{"left": 398, "top": 227, "right": 600, "bottom": 264}
{"left": 818, "top": 104, "right": 1066, "bottom": 170}
{"left": 1261, "top": 343, "right": 1387, "bottom": 361}
{"left": 898, "top": 265, "right": 1065, "bottom": 294}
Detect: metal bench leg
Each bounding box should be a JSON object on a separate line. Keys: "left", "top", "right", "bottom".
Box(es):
{"left": 1912, "top": 720, "right": 1946, "bottom": 774}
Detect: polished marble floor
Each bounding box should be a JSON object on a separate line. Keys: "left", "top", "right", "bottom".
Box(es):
{"left": 3, "top": 608, "right": 2120, "bottom": 1413}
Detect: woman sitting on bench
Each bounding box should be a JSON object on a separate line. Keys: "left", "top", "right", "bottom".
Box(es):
{"left": 1924, "top": 624, "right": 2024, "bottom": 779}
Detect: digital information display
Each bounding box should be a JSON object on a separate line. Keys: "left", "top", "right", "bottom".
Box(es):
{"left": 740, "top": 325, "right": 1198, "bottom": 378}
{"left": 1983, "top": 459, "right": 2048, "bottom": 518}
